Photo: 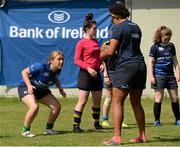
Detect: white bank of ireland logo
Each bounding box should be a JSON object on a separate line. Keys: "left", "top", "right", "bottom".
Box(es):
{"left": 48, "top": 10, "right": 70, "bottom": 23}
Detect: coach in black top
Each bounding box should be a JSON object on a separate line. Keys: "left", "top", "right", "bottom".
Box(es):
{"left": 101, "top": 3, "right": 147, "bottom": 145}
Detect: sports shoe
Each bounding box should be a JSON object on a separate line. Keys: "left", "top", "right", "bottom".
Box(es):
{"left": 102, "top": 136, "right": 122, "bottom": 145}
{"left": 102, "top": 120, "right": 110, "bottom": 128}
{"left": 122, "top": 122, "right": 129, "bottom": 128}
{"left": 130, "top": 136, "right": 147, "bottom": 143}
{"left": 175, "top": 120, "right": 180, "bottom": 126}
{"left": 22, "top": 131, "right": 35, "bottom": 138}
{"left": 44, "top": 129, "right": 60, "bottom": 135}
{"left": 94, "top": 123, "right": 103, "bottom": 130}
{"left": 154, "top": 120, "right": 161, "bottom": 126}
{"left": 73, "top": 126, "right": 84, "bottom": 133}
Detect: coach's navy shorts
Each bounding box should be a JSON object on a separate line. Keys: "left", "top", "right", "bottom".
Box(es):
{"left": 151, "top": 76, "right": 178, "bottom": 90}
{"left": 17, "top": 85, "right": 51, "bottom": 100}
{"left": 78, "top": 69, "right": 103, "bottom": 91}
{"left": 108, "top": 62, "right": 147, "bottom": 89}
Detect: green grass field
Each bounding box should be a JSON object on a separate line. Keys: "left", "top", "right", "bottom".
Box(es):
{"left": 0, "top": 96, "right": 180, "bottom": 146}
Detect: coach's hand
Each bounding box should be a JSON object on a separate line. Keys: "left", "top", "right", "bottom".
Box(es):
{"left": 59, "top": 88, "right": 66, "bottom": 98}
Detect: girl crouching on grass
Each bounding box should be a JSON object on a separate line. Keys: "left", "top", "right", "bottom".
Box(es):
{"left": 17, "top": 50, "right": 66, "bottom": 137}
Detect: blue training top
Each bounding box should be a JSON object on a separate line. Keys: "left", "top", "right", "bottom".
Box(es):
{"left": 149, "top": 42, "right": 176, "bottom": 77}
{"left": 111, "top": 20, "right": 144, "bottom": 66}
{"left": 19, "top": 63, "right": 61, "bottom": 89}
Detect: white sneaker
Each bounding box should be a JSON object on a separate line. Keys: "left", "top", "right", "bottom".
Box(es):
{"left": 22, "top": 131, "right": 35, "bottom": 137}
{"left": 44, "top": 129, "right": 60, "bottom": 135}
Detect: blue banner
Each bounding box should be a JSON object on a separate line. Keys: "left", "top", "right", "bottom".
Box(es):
{"left": 0, "top": 0, "right": 115, "bottom": 87}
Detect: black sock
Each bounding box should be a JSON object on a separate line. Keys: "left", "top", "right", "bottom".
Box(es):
{"left": 153, "top": 102, "right": 161, "bottom": 121}
{"left": 73, "top": 110, "right": 82, "bottom": 127}
{"left": 46, "top": 123, "right": 54, "bottom": 129}
{"left": 92, "top": 107, "right": 100, "bottom": 125}
{"left": 171, "top": 102, "right": 180, "bottom": 121}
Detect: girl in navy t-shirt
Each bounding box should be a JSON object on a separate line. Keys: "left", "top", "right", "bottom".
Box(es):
{"left": 149, "top": 26, "right": 180, "bottom": 126}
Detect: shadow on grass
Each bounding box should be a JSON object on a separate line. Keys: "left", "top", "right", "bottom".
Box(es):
{"left": 125, "top": 135, "right": 180, "bottom": 145}
{"left": 35, "top": 130, "right": 72, "bottom": 136}
{"left": 0, "top": 135, "right": 11, "bottom": 139}
{"left": 153, "top": 135, "right": 180, "bottom": 142}
{"left": 86, "top": 128, "right": 112, "bottom": 133}
{"left": 35, "top": 129, "right": 111, "bottom": 136}
{"left": 129, "top": 122, "right": 176, "bottom": 128}
{"left": 66, "top": 128, "right": 114, "bottom": 134}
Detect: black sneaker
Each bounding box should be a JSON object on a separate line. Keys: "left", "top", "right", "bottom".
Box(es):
{"left": 94, "top": 124, "right": 103, "bottom": 130}
{"left": 73, "top": 126, "right": 84, "bottom": 133}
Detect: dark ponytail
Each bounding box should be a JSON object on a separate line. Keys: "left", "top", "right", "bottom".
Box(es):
{"left": 83, "top": 13, "right": 97, "bottom": 32}
{"left": 85, "top": 13, "right": 93, "bottom": 21}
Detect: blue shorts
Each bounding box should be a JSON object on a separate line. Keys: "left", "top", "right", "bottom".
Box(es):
{"left": 151, "top": 76, "right": 178, "bottom": 90}
{"left": 78, "top": 69, "right": 103, "bottom": 91}
{"left": 17, "top": 85, "right": 51, "bottom": 100}
{"left": 108, "top": 62, "right": 147, "bottom": 89}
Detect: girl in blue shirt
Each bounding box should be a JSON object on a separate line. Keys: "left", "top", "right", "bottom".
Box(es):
{"left": 18, "top": 50, "right": 66, "bottom": 137}
{"left": 149, "top": 26, "right": 180, "bottom": 126}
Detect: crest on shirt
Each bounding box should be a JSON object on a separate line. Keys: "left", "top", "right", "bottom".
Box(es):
{"left": 158, "top": 47, "right": 164, "bottom": 51}
{"left": 24, "top": 90, "right": 28, "bottom": 94}
{"left": 43, "top": 72, "right": 49, "bottom": 77}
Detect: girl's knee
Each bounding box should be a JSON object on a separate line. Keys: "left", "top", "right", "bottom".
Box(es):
{"left": 52, "top": 103, "right": 61, "bottom": 114}
{"left": 29, "top": 103, "right": 39, "bottom": 113}
{"left": 155, "top": 95, "right": 163, "bottom": 103}
{"left": 155, "top": 90, "right": 164, "bottom": 102}
{"left": 52, "top": 104, "right": 61, "bottom": 113}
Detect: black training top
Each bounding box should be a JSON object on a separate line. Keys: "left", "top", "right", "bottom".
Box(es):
{"left": 111, "top": 20, "right": 144, "bottom": 66}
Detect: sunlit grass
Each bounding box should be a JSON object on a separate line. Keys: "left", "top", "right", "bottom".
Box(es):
{"left": 0, "top": 96, "right": 179, "bottom": 146}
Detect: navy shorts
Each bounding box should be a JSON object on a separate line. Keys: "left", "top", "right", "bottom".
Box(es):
{"left": 17, "top": 85, "right": 51, "bottom": 100}
{"left": 151, "top": 76, "right": 178, "bottom": 90}
{"left": 78, "top": 69, "right": 103, "bottom": 91}
{"left": 108, "top": 62, "right": 147, "bottom": 89}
